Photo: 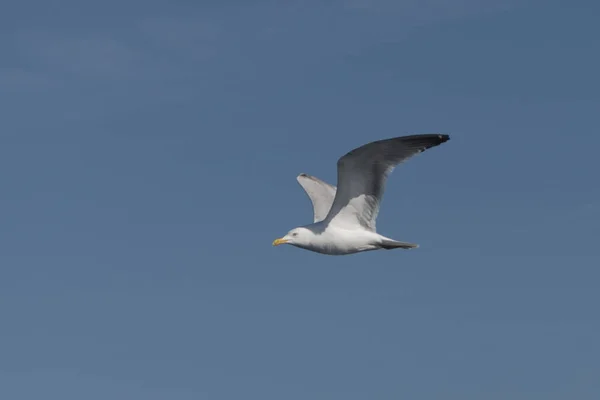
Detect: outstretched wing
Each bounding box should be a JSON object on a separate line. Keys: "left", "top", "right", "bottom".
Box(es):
{"left": 296, "top": 173, "right": 337, "bottom": 223}
{"left": 324, "top": 134, "right": 450, "bottom": 231}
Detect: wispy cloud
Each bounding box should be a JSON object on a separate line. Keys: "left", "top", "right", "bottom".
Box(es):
{"left": 1, "top": 0, "right": 520, "bottom": 104}
{"left": 8, "top": 16, "right": 225, "bottom": 87}
{"left": 5, "top": 1, "right": 516, "bottom": 87}
{"left": 15, "top": 31, "right": 141, "bottom": 80}
{"left": 137, "top": 16, "right": 222, "bottom": 52}
{"left": 340, "top": 0, "right": 517, "bottom": 39}
{"left": 0, "top": 67, "right": 54, "bottom": 91}
{"left": 342, "top": 0, "right": 514, "bottom": 17}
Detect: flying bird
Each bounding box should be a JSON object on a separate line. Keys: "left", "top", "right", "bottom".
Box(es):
{"left": 272, "top": 134, "right": 450, "bottom": 255}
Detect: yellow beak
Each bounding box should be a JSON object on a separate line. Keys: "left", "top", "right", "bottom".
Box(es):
{"left": 272, "top": 237, "right": 289, "bottom": 246}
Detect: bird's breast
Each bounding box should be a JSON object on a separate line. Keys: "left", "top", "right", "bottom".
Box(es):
{"left": 304, "top": 229, "right": 379, "bottom": 255}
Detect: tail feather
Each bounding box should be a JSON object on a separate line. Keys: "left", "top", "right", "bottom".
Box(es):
{"left": 379, "top": 239, "right": 419, "bottom": 250}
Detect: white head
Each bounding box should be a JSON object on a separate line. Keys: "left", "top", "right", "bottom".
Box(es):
{"left": 272, "top": 227, "right": 314, "bottom": 249}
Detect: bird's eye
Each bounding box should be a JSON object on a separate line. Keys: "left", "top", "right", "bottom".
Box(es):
{"left": 292, "top": 232, "right": 298, "bottom": 237}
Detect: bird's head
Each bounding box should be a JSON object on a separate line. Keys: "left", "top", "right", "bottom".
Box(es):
{"left": 272, "top": 227, "right": 313, "bottom": 248}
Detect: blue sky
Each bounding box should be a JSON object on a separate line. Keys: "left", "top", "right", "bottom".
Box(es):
{"left": 1, "top": 0, "right": 599, "bottom": 399}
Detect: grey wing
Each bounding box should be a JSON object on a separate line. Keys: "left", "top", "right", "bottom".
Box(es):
{"left": 324, "top": 134, "right": 450, "bottom": 231}
{"left": 296, "top": 173, "right": 337, "bottom": 223}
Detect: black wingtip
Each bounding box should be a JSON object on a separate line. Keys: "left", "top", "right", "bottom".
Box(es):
{"left": 414, "top": 133, "right": 451, "bottom": 151}
{"left": 439, "top": 134, "right": 450, "bottom": 143}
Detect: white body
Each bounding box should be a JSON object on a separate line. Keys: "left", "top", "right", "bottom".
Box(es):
{"left": 292, "top": 223, "right": 387, "bottom": 255}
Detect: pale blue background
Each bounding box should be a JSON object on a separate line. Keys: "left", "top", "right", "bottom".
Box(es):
{"left": 1, "top": 1, "right": 599, "bottom": 399}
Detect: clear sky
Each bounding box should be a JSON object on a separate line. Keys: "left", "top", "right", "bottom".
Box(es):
{"left": 1, "top": 1, "right": 599, "bottom": 399}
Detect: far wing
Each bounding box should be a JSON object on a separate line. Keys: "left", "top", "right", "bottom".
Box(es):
{"left": 296, "top": 173, "right": 337, "bottom": 223}
{"left": 324, "top": 134, "right": 450, "bottom": 231}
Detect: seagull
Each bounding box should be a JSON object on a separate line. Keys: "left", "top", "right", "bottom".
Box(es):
{"left": 272, "top": 134, "right": 450, "bottom": 255}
